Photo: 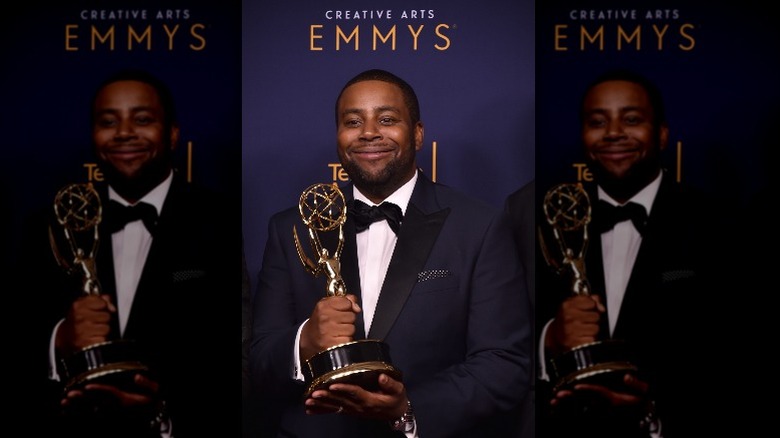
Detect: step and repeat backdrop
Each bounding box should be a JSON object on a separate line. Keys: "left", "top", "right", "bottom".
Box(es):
{"left": 536, "top": 1, "right": 777, "bottom": 206}
{"left": 241, "top": 0, "right": 536, "bottom": 279}
{"left": 2, "top": 1, "right": 241, "bottom": 260}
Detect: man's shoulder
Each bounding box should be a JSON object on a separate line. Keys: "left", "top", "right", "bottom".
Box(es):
{"left": 425, "top": 180, "right": 499, "bottom": 217}
{"left": 268, "top": 204, "right": 303, "bottom": 226}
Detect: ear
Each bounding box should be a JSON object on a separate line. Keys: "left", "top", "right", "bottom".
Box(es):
{"left": 169, "top": 124, "right": 180, "bottom": 151}
{"left": 414, "top": 122, "right": 424, "bottom": 151}
{"left": 658, "top": 123, "right": 669, "bottom": 151}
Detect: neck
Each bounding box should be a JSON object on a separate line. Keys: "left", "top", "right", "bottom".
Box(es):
{"left": 355, "top": 169, "right": 416, "bottom": 205}
{"left": 599, "top": 168, "right": 661, "bottom": 204}
{"left": 108, "top": 168, "right": 171, "bottom": 204}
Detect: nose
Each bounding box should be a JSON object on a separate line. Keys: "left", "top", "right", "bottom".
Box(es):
{"left": 358, "top": 119, "right": 382, "bottom": 141}
{"left": 114, "top": 118, "right": 137, "bottom": 140}
{"left": 603, "top": 119, "right": 626, "bottom": 140}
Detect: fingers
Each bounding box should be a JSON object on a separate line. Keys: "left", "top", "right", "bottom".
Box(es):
{"left": 571, "top": 374, "right": 649, "bottom": 407}
{"left": 59, "top": 295, "right": 119, "bottom": 352}
{"left": 82, "top": 374, "right": 160, "bottom": 407}
{"left": 550, "top": 388, "right": 574, "bottom": 406}
{"left": 307, "top": 375, "right": 408, "bottom": 421}
{"left": 623, "top": 373, "right": 649, "bottom": 394}
{"left": 377, "top": 373, "right": 403, "bottom": 395}
{"left": 74, "top": 294, "right": 116, "bottom": 314}
{"left": 133, "top": 373, "right": 160, "bottom": 394}
{"left": 548, "top": 295, "right": 606, "bottom": 352}
{"left": 304, "top": 389, "right": 345, "bottom": 415}
{"left": 303, "top": 296, "right": 360, "bottom": 354}
{"left": 62, "top": 374, "right": 159, "bottom": 409}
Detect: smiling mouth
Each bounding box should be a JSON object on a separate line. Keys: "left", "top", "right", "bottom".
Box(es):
{"left": 106, "top": 148, "right": 149, "bottom": 159}
{"left": 350, "top": 145, "right": 394, "bottom": 160}
{"left": 594, "top": 147, "right": 639, "bottom": 158}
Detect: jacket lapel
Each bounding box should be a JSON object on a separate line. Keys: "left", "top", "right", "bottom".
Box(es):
{"left": 368, "top": 174, "right": 450, "bottom": 340}
{"left": 121, "top": 178, "right": 178, "bottom": 339}
{"left": 612, "top": 175, "right": 673, "bottom": 339}
{"left": 93, "top": 185, "right": 121, "bottom": 338}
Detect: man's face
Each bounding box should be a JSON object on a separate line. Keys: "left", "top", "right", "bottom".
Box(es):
{"left": 582, "top": 80, "right": 667, "bottom": 188}
{"left": 337, "top": 80, "right": 423, "bottom": 201}
{"left": 93, "top": 80, "right": 178, "bottom": 185}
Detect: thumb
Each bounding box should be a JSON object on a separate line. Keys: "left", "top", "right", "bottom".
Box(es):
{"left": 378, "top": 373, "right": 403, "bottom": 395}
{"left": 100, "top": 294, "right": 117, "bottom": 313}
{"left": 590, "top": 294, "right": 606, "bottom": 313}
{"left": 344, "top": 294, "right": 362, "bottom": 313}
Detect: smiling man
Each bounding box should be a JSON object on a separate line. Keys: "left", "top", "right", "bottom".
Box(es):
{"left": 18, "top": 69, "right": 234, "bottom": 438}
{"left": 252, "top": 69, "right": 531, "bottom": 438}
{"left": 92, "top": 76, "right": 179, "bottom": 203}
{"left": 537, "top": 69, "right": 716, "bottom": 437}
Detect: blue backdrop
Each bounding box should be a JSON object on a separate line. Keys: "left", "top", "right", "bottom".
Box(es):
{"left": 242, "top": 0, "right": 536, "bottom": 281}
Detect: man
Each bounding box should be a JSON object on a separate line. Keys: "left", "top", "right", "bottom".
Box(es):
{"left": 536, "top": 69, "right": 717, "bottom": 437}
{"left": 18, "top": 69, "right": 234, "bottom": 437}
{"left": 251, "top": 69, "right": 531, "bottom": 437}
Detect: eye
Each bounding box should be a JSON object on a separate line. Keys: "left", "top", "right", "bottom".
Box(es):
{"left": 379, "top": 116, "right": 397, "bottom": 125}
{"left": 624, "top": 115, "right": 643, "bottom": 125}
{"left": 95, "top": 116, "right": 117, "bottom": 128}
{"left": 585, "top": 117, "right": 606, "bottom": 128}
{"left": 135, "top": 115, "right": 155, "bottom": 125}
{"left": 343, "top": 118, "right": 362, "bottom": 128}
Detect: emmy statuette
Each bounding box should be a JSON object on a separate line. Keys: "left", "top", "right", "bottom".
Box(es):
{"left": 49, "top": 183, "right": 149, "bottom": 394}
{"left": 293, "top": 182, "right": 401, "bottom": 399}
{"left": 539, "top": 183, "right": 637, "bottom": 393}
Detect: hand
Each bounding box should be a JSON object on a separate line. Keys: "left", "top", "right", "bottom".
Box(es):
{"left": 545, "top": 294, "right": 605, "bottom": 355}
{"left": 56, "top": 294, "right": 116, "bottom": 356}
{"left": 304, "top": 373, "right": 408, "bottom": 421}
{"left": 61, "top": 373, "right": 160, "bottom": 419}
{"left": 300, "top": 294, "right": 361, "bottom": 361}
{"left": 551, "top": 373, "right": 649, "bottom": 408}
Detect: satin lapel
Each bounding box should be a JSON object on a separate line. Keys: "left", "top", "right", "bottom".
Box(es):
{"left": 122, "top": 227, "right": 167, "bottom": 341}
{"left": 613, "top": 177, "right": 672, "bottom": 339}
{"left": 122, "top": 181, "right": 178, "bottom": 340}
{"left": 367, "top": 202, "right": 450, "bottom": 340}
{"left": 578, "top": 183, "right": 611, "bottom": 338}
{"left": 585, "top": 229, "right": 611, "bottom": 339}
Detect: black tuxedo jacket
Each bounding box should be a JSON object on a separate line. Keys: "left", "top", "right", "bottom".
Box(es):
{"left": 17, "top": 174, "right": 236, "bottom": 437}
{"left": 251, "top": 173, "right": 532, "bottom": 438}
{"left": 536, "top": 173, "right": 719, "bottom": 437}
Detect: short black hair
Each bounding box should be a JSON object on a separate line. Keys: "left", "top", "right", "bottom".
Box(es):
{"left": 581, "top": 69, "right": 666, "bottom": 128}
{"left": 92, "top": 69, "right": 178, "bottom": 131}
{"left": 335, "top": 69, "right": 421, "bottom": 126}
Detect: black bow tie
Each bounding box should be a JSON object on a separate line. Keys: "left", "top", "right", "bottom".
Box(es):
{"left": 592, "top": 200, "right": 648, "bottom": 236}
{"left": 349, "top": 199, "right": 403, "bottom": 235}
{"left": 103, "top": 200, "right": 159, "bottom": 234}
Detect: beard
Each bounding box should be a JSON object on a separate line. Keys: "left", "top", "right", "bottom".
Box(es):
{"left": 589, "top": 150, "right": 662, "bottom": 202}
{"left": 99, "top": 149, "right": 173, "bottom": 202}
{"left": 339, "top": 146, "right": 416, "bottom": 201}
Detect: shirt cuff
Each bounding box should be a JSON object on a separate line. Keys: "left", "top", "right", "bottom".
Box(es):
{"left": 538, "top": 318, "right": 554, "bottom": 381}
{"left": 48, "top": 319, "right": 65, "bottom": 381}
{"left": 292, "top": 319, "right": 309, "bottom": 381}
